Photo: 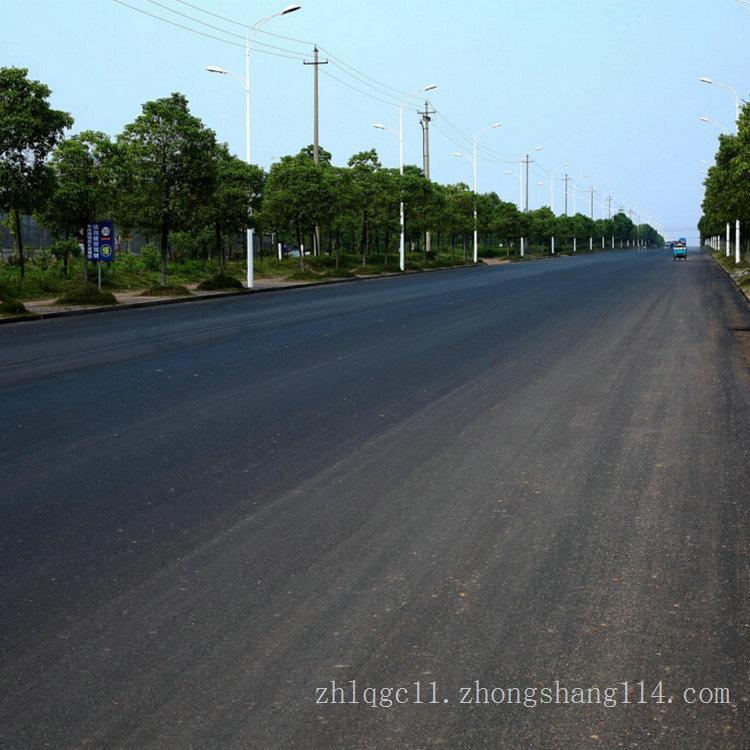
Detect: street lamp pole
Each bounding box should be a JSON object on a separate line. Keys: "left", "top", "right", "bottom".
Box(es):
{"left": 471, "top": 122, "right": 501, "bottom": 263}
{"left": 550, "top": 162, "right": 569, "bottom": 215}
{"left": 700, "top": 115, "right": 729, "bottom": 134}
{"left": 208, "top": 3, "right": 301, "bottom": 290}
{"left": 376, "top": 85, "right": 436, "bottom": 272}
{"left": 699, "top": 76, "right": 744, "bottom": 125}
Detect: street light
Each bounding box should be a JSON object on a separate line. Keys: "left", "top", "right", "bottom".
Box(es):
{"left": 468, "top": 122, "right": 501, "bottom": 262}
{"left": 207, "top": 3, "right": 301, "bottom": 289}
{"left": 700, "top": 115, "right": 729, "bottom": 134}
{"left": 550, "top": 162, "right": 570, "bottom": 214}
{"left": 374, "top": 84, "right": 436, "bottom": 272}
{"left": 699, "top": 76, "right": 744, "bottom": 124}
{"left": 520, "top": 146, "right": 543, "bottom": 211}
{"left": 571, "top": 174, "right": 588, "bottom": 215}
{"left": 537, "top": 181, "right": 547, "bottom": 207}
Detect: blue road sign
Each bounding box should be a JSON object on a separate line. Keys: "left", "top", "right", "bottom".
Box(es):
{"left": 87, "top": 220, "right": 115, "bottom": 262}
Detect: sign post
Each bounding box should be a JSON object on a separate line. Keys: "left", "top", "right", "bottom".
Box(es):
{"left": 86, "top": 220, "right": 115, "bottom": 290}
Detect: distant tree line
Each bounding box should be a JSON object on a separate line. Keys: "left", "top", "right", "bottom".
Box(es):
{"left": 1, "top": 67, "right": 662, "bottom": 287}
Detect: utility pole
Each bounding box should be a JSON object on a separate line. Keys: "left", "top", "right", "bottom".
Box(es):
{"left": 589, "top": 186, "right": 594, "bottom": 220}
{"left": 304, "top": 46, "right": 328, "bottom": 255}
{"left": 303, "top": 46, "right": 328, "bottom": 164}
{"left": 522, "top": 154, "right": 531, "bottom": 211}
{"left": 607, "top": 195, "right": 613, "bottom": 219}
{"left": 563, "top": 174, "right": 569, "bottom": 215}
{"left": 420, "top": 100, "right": 436, "bottom": 254}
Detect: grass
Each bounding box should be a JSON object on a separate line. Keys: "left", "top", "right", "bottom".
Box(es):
{"left": 1, "top": 245, "right": 485, "bottom": 305}
{"left": 57, "top": 284, "right": 117, "bottom": 306}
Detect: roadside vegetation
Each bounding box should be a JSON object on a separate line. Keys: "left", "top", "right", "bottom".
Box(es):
{"left": 1, "top": 66, "right": 663, "bottom": 310}
{"left": 711, "top": 246, "right": 750, "bottom": 297}
{"left": 699, "top": 101, "right": 750, "bottom": 260}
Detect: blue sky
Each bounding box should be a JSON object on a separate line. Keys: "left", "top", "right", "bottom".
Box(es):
{"left": 4, "top": 0, "right": 749, "bottom": 241}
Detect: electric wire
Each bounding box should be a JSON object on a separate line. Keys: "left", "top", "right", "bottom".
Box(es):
{"left": 144, "top": 0, "right": 310, "bottom": 58}
{"left": 112, "top": 0, "right": 639, "bottom": 216}
{"left": 318, "top": 69, "right": 402, "bottom": 110}
{"left": 113, "top": 0, "right": 307, "bottom": 60}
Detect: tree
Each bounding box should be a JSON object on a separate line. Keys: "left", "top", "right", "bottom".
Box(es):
{"left": 529, "top": 207, "right": 556, "bottom": 247}
{"left": 299, "top": 144, "right": 332, "bottom": 166}
{"left": 442, "top": 182, "right": 474, "bottom": 260}
{"left": 199, "top": 144, "right": 263, "bottom": 269}
{"left": 348, "top": 149, "right": 382, "bottom": 265}
{"left": 491, "top": 200, "right": 522, "bottom": 249}
{"left": 572, "top": 213, "right": 595, "bottom": 245}
{"left": 400, "top": 165, "right": 438, "bottom": 262}
{"left": 554, "top": 214, "right": 575, "bottom": 249}
{"left": 0, "top": 67, "right": 72, "bottom": 278}
{"left": 613, "top": 211, "right": 635, "bottom": 245}
{"left": 41, "top": 131, "right": 112, "bottom": 280}
{"left": 261, "top": 153, "right": 331, "bottom": 269}
{"left": 116, "top": 93, "right": 217, "bottom": 286}
{"left": 323, "top": 165, "right": 359, "bottom": 267}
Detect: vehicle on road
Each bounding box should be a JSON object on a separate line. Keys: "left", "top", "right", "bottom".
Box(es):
{"left": 672, "top": 242, "right": 687, "bottom": 261}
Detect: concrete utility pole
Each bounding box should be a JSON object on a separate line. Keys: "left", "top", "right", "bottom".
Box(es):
{"left": 607, "top": 196, "right": 613, "bottom": 219}
{"left": 304, "top": 46, "right": 328, "bottom": 163}
{"left": 304, "top": 46, "right": 328, "bottom": 255}
{"left": 563, "top": 174, "right": 569, "bottom": 215}
{"left": 420, "top": 100, "right": 436, "bottom": 253}
{"left": 522, "top": 154, "right": 531, "bottom": 211}
{"left": 736, "top": 220, "right": 741, "bottom": 265}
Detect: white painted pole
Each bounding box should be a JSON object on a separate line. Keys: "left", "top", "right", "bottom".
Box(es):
{"left": 736, "top": 220, "right": 741, "bottom": 265}
{"left": 399, "top": 104, "right": 405, "bottom": 271}
{"left": 245, "top": 36, "right": 253, "bottom": 289}
{"left": 550, "top": 173, "right": 555, "bottom": 214}
{"left": 520, "top": 236, "right": 525, "bottom": 257}
{"left": 473, "top": 137, "right": 478, "bottom": 263}
{"left": 726, "top": 222, "right": 731, "bottom": 257}
{"left": 551, "top": 236, "right": 555, "bottom": 255}
{"left": 573, "top": 237, "right": 577, "bottom": 253}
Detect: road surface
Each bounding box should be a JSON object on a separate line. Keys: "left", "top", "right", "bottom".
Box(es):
{"left": 1, "top": 249, "right": 749, "bottom": 748}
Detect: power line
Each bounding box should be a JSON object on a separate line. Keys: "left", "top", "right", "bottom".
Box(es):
{"left": 113, "top": 0, "right": 243, "bottom": 47}
{"left": 431, "top": 123, "right": 517, "bottom": 166}
{"left": 326, "top": 60, "right": 407, "bottom": 107}
{"left": 144, "top": 0, "right": 310, "bottom": 58}
{"left": 112, "top": 0, "right": 308, "bottom": 61}
{"left": 171, "top": 0, "right": 423, "bottom": 104}
{"left": 318, "top": 68, "right": 401, "bottom": 110}
{"left": 317, "top": 46, "right": 421, "bottom": 101}
{"left": 172, "top": 0, "right": 318, "bottom": 45}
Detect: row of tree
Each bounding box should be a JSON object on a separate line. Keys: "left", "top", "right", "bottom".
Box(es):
{"left": 1, "top": 67, "right": 661, "bottom": 287}
{"left": 699, "top": 101, "right": 750, "bottom": 250}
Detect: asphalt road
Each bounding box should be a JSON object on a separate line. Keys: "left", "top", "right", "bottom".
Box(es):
{"left": 1, "top": 249, "right": 749, "bottom": 748}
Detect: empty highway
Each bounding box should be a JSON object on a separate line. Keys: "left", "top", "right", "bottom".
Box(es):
{"left": 1, "top": 249, "right": 749, "bottom": 748}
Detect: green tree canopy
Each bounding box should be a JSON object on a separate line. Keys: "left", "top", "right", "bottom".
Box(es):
{"left": 116, "top": 92, "right": 217, "bottom": 285}
{"left": 198, "top": 144, "right": 263, "bottom": 268}
{"left": 42, "top": 131, "right": 112, "bottom": 279}
{"left": 262, "top": 153, "right": 331, "bottom": 268}
{"left": 0, "top": 67, "right": 73, "bottom": 278}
